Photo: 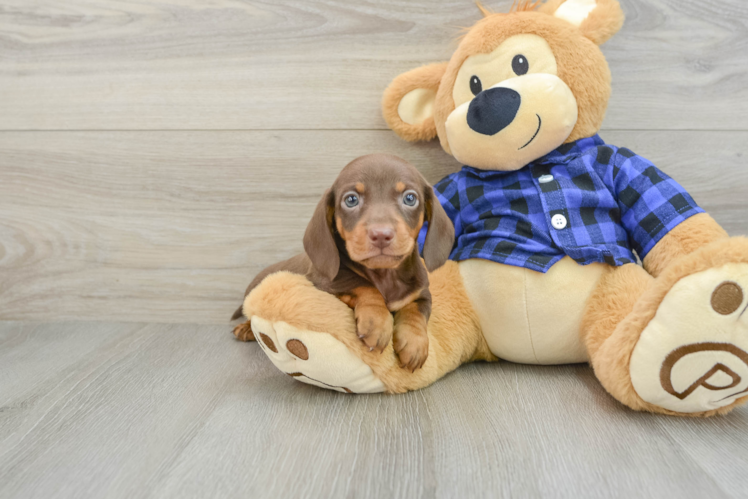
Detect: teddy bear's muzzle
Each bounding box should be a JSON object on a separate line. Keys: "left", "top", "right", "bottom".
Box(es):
{"left": 445, "top": 74, "right": 578, "bottom": 171}
{"left": 467, "top": 87, "right": 522, "bottom": 136}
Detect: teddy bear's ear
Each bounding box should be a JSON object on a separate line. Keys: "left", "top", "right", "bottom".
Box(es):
{"left": 382, "top": 62, "right": 448, "bottom": 142}
{"left": 540, "top": 0, "right": 624, "bottom": 45}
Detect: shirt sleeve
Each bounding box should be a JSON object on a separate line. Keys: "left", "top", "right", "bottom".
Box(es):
{"left": 602, "top": 147, "right": 704, "bottom": 259}
{"left": 417, "top": 172, "right": 462, "bottom": 252}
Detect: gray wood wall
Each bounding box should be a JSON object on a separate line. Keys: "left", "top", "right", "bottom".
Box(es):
{"left": 1, "top": 0, "right": 747, "bottom": 324}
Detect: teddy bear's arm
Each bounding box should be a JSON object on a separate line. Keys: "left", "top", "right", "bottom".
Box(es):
{"left": 641, "top": 213, "right": 729, "bottom": 277}
{"left": 604, "top": 149, "right": 726, "bottom": 277}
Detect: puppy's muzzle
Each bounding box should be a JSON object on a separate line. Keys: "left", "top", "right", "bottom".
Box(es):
{"left": 467, "top": 87, "right": 521, "bottom": 136}
{"left": 368, "top": 225, "right": 395, "bottom": 249}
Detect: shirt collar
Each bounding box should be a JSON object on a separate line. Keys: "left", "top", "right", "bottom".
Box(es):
{"left": 533, "top": 134, "right": 605, "bottom": 165}
{"left": 460, "top": 134, "right": 606, "bottom": 178}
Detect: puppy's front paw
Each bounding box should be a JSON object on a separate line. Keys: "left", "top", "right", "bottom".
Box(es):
{"left": 394, "top": 323, "right": 429, "bottom": 372}
{"left": 355, "top": 305, "right": 394, "bottom": 353}
{"left": 233, "top": 321, "right": 255, "bottom": 342}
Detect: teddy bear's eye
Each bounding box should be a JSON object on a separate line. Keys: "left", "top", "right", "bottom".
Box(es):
{"left": 469, "top": 75, "right": 483, "bottom": 96}
{"left": 512, "top": 55, "right": 529, "bottom": 76}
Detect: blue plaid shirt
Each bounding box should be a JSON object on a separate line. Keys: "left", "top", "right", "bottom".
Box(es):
{"left": 419, "top": 135, "right": 703, "bottom": 273}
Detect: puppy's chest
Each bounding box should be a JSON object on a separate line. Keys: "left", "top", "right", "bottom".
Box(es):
{"left": 368, "top": 273, "right": 423, "bottom": 311}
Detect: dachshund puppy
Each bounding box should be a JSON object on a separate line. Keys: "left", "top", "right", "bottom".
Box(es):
{"left": 232, "top": 153, "right": 455, "bottom": 371}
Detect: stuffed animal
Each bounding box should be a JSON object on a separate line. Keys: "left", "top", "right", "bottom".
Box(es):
{"left": 240, "top": 0, "right": 748, "bottom": 416}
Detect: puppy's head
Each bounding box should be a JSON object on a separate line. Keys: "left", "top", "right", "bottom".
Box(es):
{"left": 304, "top": 154, "right": 454, "bottom": 280}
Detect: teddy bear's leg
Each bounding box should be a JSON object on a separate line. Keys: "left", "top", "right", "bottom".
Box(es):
{"left": 244, "top": 261, "right": 494, "bottom": 394}
{"left": 244, "top": 271, "right": 385, "bottom": 393}
{"left": 583, "top": 237, "right": 748, "bottom": 416}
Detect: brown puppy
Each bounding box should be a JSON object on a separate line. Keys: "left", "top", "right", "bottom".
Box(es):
{"left": 232, "top": 153, "right": 454, "bottom": 371}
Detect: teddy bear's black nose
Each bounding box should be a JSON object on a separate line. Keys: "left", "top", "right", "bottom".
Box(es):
{"left": 467, "top": 87, "right": 521, "bottom": 136}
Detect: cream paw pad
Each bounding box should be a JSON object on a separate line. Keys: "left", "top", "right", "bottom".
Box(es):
{"left": 630, "top": 263, "right": 748, "bottom": 413}
{"left": 250, "top": 316, "right": 385, "bottom": 394}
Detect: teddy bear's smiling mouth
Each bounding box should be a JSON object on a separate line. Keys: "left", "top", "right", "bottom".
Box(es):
{"left": 518, "top": 114, "right": 542, "bottom": 150}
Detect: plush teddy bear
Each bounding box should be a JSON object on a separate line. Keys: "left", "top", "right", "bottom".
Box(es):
{"left": 240, "top": 0, "right": 748, "bottom": 416}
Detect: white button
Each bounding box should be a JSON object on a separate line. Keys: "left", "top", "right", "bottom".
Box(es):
{"left": 551, "top": 214, "right": 567, "bottom": 230}
{"left": 538, "top": 174, "right": 554, "bottom": 184}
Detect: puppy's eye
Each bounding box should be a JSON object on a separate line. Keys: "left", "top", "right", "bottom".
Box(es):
{"left": 469, "top": 75, "right": 482, "bottom": 96}
{"left": 343, "top": 194, "right": 359, "bottom": 208}
{"left": 512, "top": 55, "right": 529, "bottom": 76}
{"left": 402, "top": 191, "right": 418, "bottom": 207}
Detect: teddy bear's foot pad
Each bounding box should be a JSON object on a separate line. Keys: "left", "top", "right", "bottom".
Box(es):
{"left": 630, "top": 263, "right": 748, "bottom": 413}
{"left": 250, "top": 316, "right": 386, "bottom": 394}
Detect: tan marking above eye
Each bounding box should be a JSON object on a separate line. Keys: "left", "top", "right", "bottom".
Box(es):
{"left": 711, "top": 281, "right": 744, "bottom": 315}
{"left": 395, "top": 182, "right": 406, "bottom": 193}
{"left": 355, "top": 182, "right": 365, "bottom": 193}
{"left": 453, "top": 34, "right": 558, "bottom": 108}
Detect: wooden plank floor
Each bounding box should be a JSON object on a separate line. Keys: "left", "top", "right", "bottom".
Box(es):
{"left": 0, "top": 321, "right": 746, "bottom": 498}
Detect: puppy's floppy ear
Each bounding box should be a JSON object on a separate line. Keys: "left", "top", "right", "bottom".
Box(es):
{"left": 422, "top": 185, "right": 455, "bottom": 272}
{"left": 541, "top": 0, "right": 624, "bottom": 45}
{"left": 303, "top": 188, "right": 339, "bottom": 281}
{"left": 382, "top": 62, "right": 448, "bottom": 142}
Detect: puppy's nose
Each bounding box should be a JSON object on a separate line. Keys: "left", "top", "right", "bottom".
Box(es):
{"left": 467, "top": 87, "right": 521, "bottom": 136}
{"left": 368, "top": 226, "right": 394, "bottom": 248}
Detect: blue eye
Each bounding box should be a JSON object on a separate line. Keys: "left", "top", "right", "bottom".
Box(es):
{"left": 344, "top": 194, "right": 359, "bottom": 208}
{"left": 402, "top": 192, "right": 418, "bottom": 207}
